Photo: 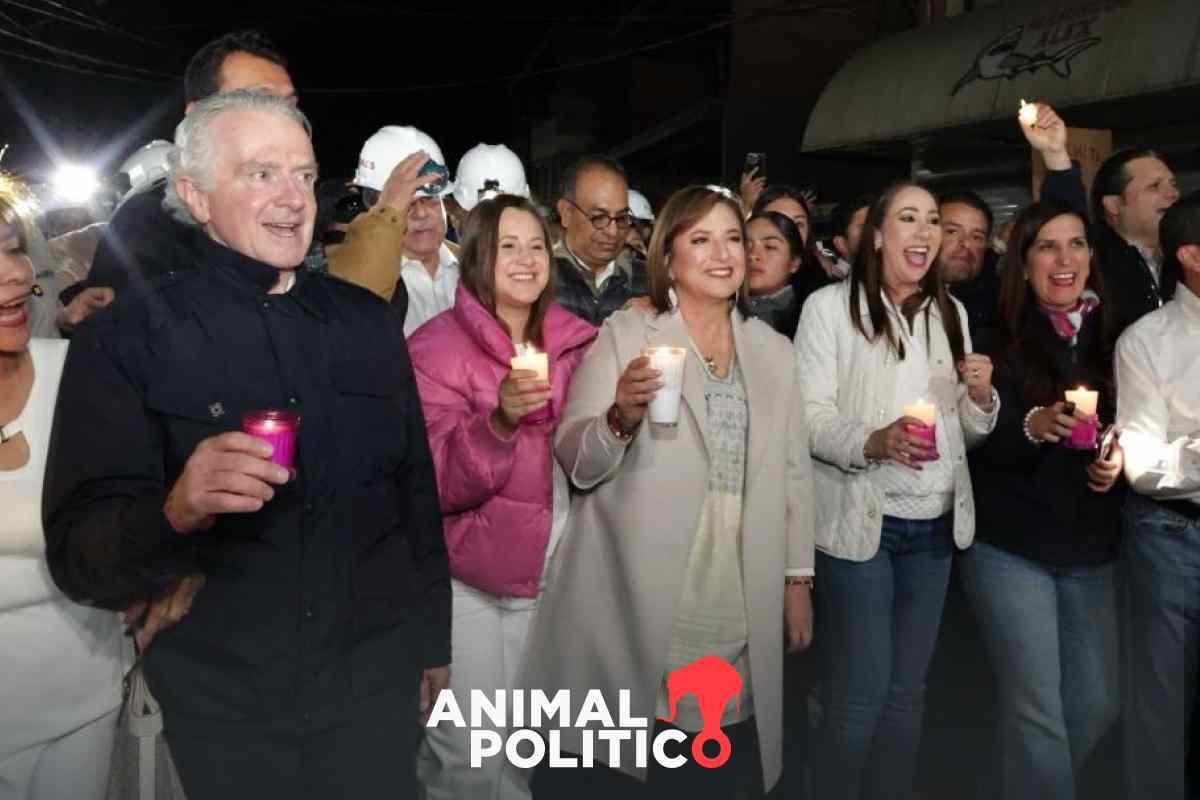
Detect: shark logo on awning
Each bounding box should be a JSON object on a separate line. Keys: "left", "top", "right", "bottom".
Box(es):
{"left": 951, "top": 24, "right": 1100, "bottom": 96}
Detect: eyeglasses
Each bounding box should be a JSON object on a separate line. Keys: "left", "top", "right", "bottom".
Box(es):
{"left": 564, "top": 198, "right": 634, "bottom": 231}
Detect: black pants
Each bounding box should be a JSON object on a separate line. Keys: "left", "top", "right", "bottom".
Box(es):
{"left": 164, "top": 690, "right": 419, "bottom": 800}
{"left": 532, "top": 718, "right": 765, "bottom": 800}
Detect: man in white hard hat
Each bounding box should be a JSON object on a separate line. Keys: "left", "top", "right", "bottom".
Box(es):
{"left": 116, "top": 140, "right": 174, "bottom": 202}
{"left": 625, "top": 188, "right": 654, "bottom": 257}
{"left": 444, "top": 143, "right": 529, "bottom": 238}
{"left": 334, "top": 125, "right": 460, "bottom": 337}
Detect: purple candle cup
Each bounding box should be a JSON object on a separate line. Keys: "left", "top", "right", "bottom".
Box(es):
{"left": 906, "top": 423, "right": 940, "bottom": 461}
{"left": 242, "top": 409, "right": 300, "bottom": 470}
{"left": 1066, "top": 415, "right": 1099, "bottom": 450}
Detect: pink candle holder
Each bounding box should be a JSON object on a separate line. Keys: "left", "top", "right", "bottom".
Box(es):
{"left": 521, "top": 398, "right": 554, "bottom": 426}
{"left": 242, "top": 409, "right": 300, "bottom": 470}
{"left": 1066, "top": 415, "right": 1099, "bottom": 450}
{"left": 906, "top": 423, "right": 940, "bottom": 461}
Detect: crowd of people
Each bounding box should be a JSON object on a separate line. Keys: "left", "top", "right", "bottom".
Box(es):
{"left": 0, "top": 27, "right": 1196, "bottom": 800}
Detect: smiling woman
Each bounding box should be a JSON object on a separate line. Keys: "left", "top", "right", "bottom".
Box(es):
{"left": 963, "top": 199, "right": 1123, "bottom": 797}
{"left": 0, "top": 174, "right": 124, "bottom": 800}
{"left": 405, "top": 194, "right": 597, "bottom": 800}
{"left": 794, "top": 182, "right": 998, "bottom": 800}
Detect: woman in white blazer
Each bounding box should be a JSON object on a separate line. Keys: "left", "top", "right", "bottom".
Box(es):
{"left": 523, "top": 186, "right": 815, "bottom": 799}
{"left": 793, "top": 182, "right": 998, "bottom": 800}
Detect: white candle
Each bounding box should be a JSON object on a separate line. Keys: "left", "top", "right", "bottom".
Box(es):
{"left": 902, "top": 400, "right": 937, "bottom": 427}
{"left": 510, "top": 344, "right": 548, "bottom": 381}
{"left": 1018, "top": 99, "right": 1038, "bottom": 127}
{"left": 1064, "top": 386, "right": 1098, "bottom": 417}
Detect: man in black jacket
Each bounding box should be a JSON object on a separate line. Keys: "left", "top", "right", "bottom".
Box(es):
{"left": 552, "top": 155, "right": 647, "bottom": 325}
{"left": 1021, "top": 102, "right": 1181, "bottom": 334}
{"left": 61, "top": 30, "right": 296, "bottom": 310}
{"left": 937, "top": 190, "right": 1001, "bottom": 354}
{"left": 43, "top": 91, "right": 449, "bottom": 799}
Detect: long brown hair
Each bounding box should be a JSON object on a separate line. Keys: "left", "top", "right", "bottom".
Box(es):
{"left": 848, "top": 182, "right": 966, "bottom": 370}
{"left": 458, "top": 194, "right": 556, "bottom": 346}
{"left": 646, "top": 186, "right": 753, "bottom": 316}
{"left": 996, "top": 200, "right": 1115, "bottom": 407}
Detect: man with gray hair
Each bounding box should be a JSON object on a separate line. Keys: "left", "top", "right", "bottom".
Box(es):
{"left": 43, "top": 89, "right": 451, "bottom": 799}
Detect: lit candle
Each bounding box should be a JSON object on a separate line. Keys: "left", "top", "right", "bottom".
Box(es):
{"left": 242, "top": 409, "right": 301, "bottom": 470}
{"left": 510, "top": 343, "right": 548, "bottom": 382}
{"left": 1064, "top": 386, "right": 1099, "bottom": 449}
{"left": 510, "top": 344, "right": 553, "bottom": 425}
{"left": 901, "top": 400, "right": 939, "bottom": 461}
{"left": 1018, "top": 98, "right": 1038, "bottom": 127}
{"left": 902, "top": 400, "right": 936, "bottom": 427}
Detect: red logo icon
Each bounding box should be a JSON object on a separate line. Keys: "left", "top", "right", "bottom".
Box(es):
{"left": 658, "top": 655, "right": 742, "bottom": 768}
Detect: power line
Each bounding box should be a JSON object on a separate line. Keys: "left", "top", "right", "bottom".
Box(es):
{"left": 0, "top": 0, "right": 166, "bottom": 47}
{"left": 0, "top": 42, "right": 171, "bottom": 85}
{"left": 0, "top": 24, "right": 177, "bottom": 79}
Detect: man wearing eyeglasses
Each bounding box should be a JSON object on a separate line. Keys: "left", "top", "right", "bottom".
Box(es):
{"left": 553, "top": 155, "right": 647, "bottom": 325}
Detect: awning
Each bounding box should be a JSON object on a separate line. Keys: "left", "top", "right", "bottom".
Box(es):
{"left": 803, "top": 0, "right": 1200, "bottom": 153}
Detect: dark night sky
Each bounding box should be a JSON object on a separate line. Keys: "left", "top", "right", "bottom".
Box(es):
{"left": 0, "top": 1, "right": 735, "bottom": 190}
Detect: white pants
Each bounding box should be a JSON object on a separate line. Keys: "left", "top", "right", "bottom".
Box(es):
{"left": 0, "top": 707, "right": 118, "bottom": 800}
{"left": 418, "top": 579, "right": 537, "bottom": 800}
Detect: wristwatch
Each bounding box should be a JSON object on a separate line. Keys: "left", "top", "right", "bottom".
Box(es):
{"left": 606, "top": 404, "right": 638, "bottom": 443}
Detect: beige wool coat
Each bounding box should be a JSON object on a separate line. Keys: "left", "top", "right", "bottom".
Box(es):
{"left": 519, "top": 307, "right": 815, "bottom": 789}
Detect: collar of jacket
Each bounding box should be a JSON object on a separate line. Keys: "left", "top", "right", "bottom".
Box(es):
{"left": 193, "top": 231, "right": 329, "bottom": 320}
{"left": 553, "top": 240, "right": 635, "bottom": 285}
{"left": 449, "top": 282, "right": 597, "bottom": 365}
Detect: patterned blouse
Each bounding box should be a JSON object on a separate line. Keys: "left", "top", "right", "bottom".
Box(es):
{"left": 655, "top": 354, "right": 754, "bottom": 731}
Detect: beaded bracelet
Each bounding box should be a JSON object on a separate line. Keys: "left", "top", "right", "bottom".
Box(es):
{"left": 1023, "top": 406, "right": 1044, "bottom": 445}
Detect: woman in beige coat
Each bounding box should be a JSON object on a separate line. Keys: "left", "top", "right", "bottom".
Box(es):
{"left": 522, "top": 186, "right": 815, "bottom": 798}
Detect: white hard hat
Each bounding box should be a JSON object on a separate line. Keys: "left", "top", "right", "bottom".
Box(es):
{"left": 451, "top": 143, "right": 529, "bottom": 211}
{"left": 119, "top": 140, "right": 173, "bottom": 199}
{"left": 628, "top": 189, "right": 654, "bottom": 222}
{"left": 354, "top": 125, "right": 454, "bottom": 196}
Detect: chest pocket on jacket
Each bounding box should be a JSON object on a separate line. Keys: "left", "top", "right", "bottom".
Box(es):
{"left": 331, "top": 359, "right": 410, "bottom": 482}
{"left": 145, "top": 381, "right": 236, "bottom": 477}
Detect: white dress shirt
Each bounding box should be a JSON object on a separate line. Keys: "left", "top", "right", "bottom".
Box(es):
{"left": 400, "top": 241, "right": 460, "bottom": 337}
{"left": 1116, "top": 281, "right": 1200, "bottom": 504}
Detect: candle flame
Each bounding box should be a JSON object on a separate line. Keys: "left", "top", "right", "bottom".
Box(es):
{"left": 1018, "top": 99, "right": 1038, "bottom": 125}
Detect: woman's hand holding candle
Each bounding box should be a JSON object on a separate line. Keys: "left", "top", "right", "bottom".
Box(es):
{"left": 1086, "top": 440, "right": 1124, "bottom": 493}
{"left": 163, "top": 432, "right": 292, "bottom": 535}
{"left": 612, "top": 355, "right": 662, "bottom": 432}
{"left": 958, "top": 353, "right": 995, "bottom": 408}
{"left": 492, "top": 369, "right": 552, "bottom": 438}
{"left": 864, "top": 416, "right": 934, "bottom": 470}
{"left": 1026, "top": 401, "right": 1083, "bottom": 444}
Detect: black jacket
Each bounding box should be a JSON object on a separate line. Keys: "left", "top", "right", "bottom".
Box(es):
{"left": 43, "top": 234, "right": 450, "bottom": 727}
{"left": 1041, "top": 163, "right": 1176, "bottom": 334}
{"left": 949, "top": 253, "right": 1001, "bottom": 355}
{"left": 552, "top": 245, "right": 647, "bottom": 326}
{"left": 969, "top": 311, "right": 1122, "bottom": 566}
{"left": 749, "top": 285, "right": 801, "bottom": 340}
{"left": 60, "top": 184, "right": 198, "bottom": 305}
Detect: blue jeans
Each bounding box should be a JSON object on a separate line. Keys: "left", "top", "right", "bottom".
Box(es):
{"left": 960, "top": 541, "right": 1119, "bottom": 799}
{"left": 1122, "top": 493, "right": 1200, "bottom": 800}
{"left": 813, "top": 514, "right": 953, "bottom": 800}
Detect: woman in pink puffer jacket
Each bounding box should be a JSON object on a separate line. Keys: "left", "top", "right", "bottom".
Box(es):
{"left": 407, "top": 195, "right": 596, "bottom": 800}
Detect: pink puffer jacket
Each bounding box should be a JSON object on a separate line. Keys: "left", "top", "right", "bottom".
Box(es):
{"left": 407, "top": 283, "right": 597, "bottom": 597}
